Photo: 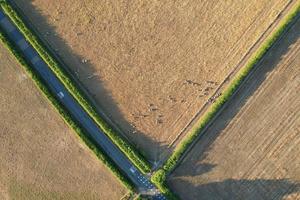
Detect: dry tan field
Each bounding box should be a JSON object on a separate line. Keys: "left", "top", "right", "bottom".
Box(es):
{"left": 0, "top": 45, "right": 126, "bottom": 199}
{"left": 16, "top": 0, "right": 292, "bottom": 161}
{"left": 168, "top": 16, "right": 300, "bottom": 200}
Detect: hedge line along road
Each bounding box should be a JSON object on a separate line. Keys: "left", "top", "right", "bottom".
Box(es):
{"left": 0, "top": 9, "right": 166, "bottom": 200}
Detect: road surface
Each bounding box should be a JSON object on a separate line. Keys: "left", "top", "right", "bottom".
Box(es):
{"left": 0, "top": 9, "right": 166, "bottom": 200}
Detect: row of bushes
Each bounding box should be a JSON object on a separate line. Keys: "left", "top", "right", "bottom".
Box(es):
{"left": 0, "top": 0, "right": 151, "bottom": 174}
{"left": 151, "top": 170, "right": 178, "bottom": 200}
{"left": 151, "top": 2, "right": 300, "bottom": 199}
{"left": 0, "top": 29, "right": 135, "bottom": 192}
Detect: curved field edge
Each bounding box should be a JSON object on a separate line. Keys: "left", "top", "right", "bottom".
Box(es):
{"left": 0, "top": 28, "right": 136, "bottom": 194}
{"left": 151, "top": 2, "right": 300, "bottom": 199}
{"left": 0, "top": 0, "right": 151, "bottom": 174}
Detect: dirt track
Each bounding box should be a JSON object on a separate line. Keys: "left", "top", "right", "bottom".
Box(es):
{"left": 168, "top": 15, "right": 300, "bottom": 200}
{"left": 0, "top": 45, "right": 126, "bottom": 199}
{"left": 15, "top": 0, "right": 291, "bottom": 161}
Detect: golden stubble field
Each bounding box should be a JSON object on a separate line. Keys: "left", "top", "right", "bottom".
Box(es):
{"left": 168, "top": 16, "right": 300, "bottom": 200}
{"left": 0, "top": 45, "right": 126, "bottom": 199}
{"left": 16, "top": 0, "right": 292, "bottom": 161}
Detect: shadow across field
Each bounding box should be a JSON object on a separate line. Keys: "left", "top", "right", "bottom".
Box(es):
{"left": 171, "top": 178, "right": 300, "bottom": 200}
{"left": 167, "top": 11, "right": 300, "bottom": 200}
{"left": 173, "top": 8, "right": 300, "bottom": 171}
{"left": 10, "top": 0, "right": 169, "bottom": 163}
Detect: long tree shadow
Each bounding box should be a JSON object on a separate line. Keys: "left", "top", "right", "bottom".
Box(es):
{"left": 172, "top": 8, "right": 300, "bottom": 173}
{"left": 167, "top": 9, "right": 300, "bottom": 200}
{"left": 171, "top": 178, "right": 300, "bottom": 200}
{"left": 10, "top": 0, "right": 169, "bottom": 163}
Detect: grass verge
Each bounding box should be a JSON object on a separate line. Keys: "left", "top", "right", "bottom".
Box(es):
{"left": 0, "top": 28, "right": 136, "bottom": 192}
{"left": 151, "top": 2, "right": 300, "bottom": 199}
{"left": 151, "top": 169, "right": 178, "bottom": 200}
{"left": 0, "top": 0, "right": 151, "bottom": 174}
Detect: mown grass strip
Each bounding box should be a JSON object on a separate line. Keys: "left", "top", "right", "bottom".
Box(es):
{"left": 0, "top": 28, "right": 135, "bottom": 192}
{"left": 0, "top": 0, "right": 151, "bottom": 174}
{"left": 151, "top": 2, "right": 300, "bottom": 199}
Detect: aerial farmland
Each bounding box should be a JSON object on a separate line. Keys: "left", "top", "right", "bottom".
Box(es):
{"left": 0, "top": 44, "right": 127, "bottom": 200}
{"left": 1, "top": 0, "right": 300, "bottom": 199}
{"left": 15, "top": 0, "right": 293, "bottom": 162}
{"left": 168, "top": 15, "right": 300, "bottom": 200}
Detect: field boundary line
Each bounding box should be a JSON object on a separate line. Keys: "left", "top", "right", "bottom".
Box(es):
{"left": 0, "top": 22, "right": 136, "bottom": 193}
{"left": 168, "top": 0, "right": 295, "bottom": 150}
{"left": 151, "top": 2, "right": 300, "bottom": 199}
{"left": 174, "top": 11, "right": 300, "bottom": 171}
{"left": 1, "top": 0, "right": 151, "bottom": 174}
{"left": 6, "top": 0, "right": 138, "bottom": 154}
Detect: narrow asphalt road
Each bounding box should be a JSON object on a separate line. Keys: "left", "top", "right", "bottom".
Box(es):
{"left": 0, "top": 9, "right": 166, "bottom": 200}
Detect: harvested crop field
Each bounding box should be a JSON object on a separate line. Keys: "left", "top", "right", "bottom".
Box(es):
{"left": 16, "top": 0, "right": 292, "bottom": 161}
{"left": 168, "top": 15, "right": 300, "bottom": 200}
{"left": 0, "top": 45, "right": 126, "bottom": 199}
